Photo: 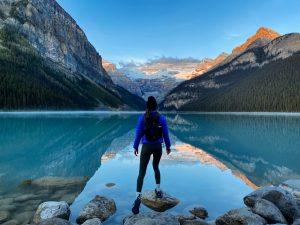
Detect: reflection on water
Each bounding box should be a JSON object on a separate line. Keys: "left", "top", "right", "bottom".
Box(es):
{"left": 0, "top": 112, "right": 300, "bottom": 224}
{"left": 167, "top": 114, "right": 300, "bottom": 186}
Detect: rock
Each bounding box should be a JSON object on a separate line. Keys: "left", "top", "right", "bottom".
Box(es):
{"left": 30, "top": 176, "right": 88, "bottom": 189}
{"left": 14, "top": 194, "right": 39, "bottom": 202}
{"left": 280, "top": 180, "right": 300, "bottom": 206}
{"left": 216, "top": 208, "right": 266, "bottom": 225}
{"left": 0, "top": 211, "right": 10, "bottom": 223}
{"left": 1, "top": 219, "right": 18, "bottom": 225}
{"left": 189, "top": 207, "right": 208, "bottom": 219}
{"left": 177, "top": 215, "right": 197, "bottom": 224}
{"left": 82, "top": 218, "right": 103, "bottom": 225}
{"left": 105, "top": 183, "right": 115, "bottom": 187}
{"left": 251, "top": 199, "right": 287, "bottom": 224}
{"left": 141, "top": 190, "right": 180, "bottom": 212}
{"left": 123, "top": 212, "right": 180, "bottom": 225}
{"left": 244, "top": 186, "right": 299, "bottom": 223}
{"left": 37, "top": 218, "right": 72, "bottom": 225}
{"left": 134, "top": 218, "right": 156, "bottom": 225}
{"left": 180, "top": 219, "right": 210, "bottom": 225}
{"left": 76, "top": 195, "right": 116, "bottom": 224}
{"left": 0, "top": 198, "right": 14, "bottom": 205}
{"left": 14, "top": 211, "right": 34, "bottom": 224}
{"left": 32, "top": 201, "right": 70, "bottom": 223}
{"left": 293, "top": 218, "right": 300, "bottom": 225}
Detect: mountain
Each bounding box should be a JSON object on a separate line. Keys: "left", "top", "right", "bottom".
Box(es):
{"left": 177, "top": 52, "right": 229, "bottom": 80}
{"left": 104, "top": 59, "right": 182, "bottom": 102}
{"left": 0, "top": 0, "right": 144, "bottom": 110}
{"left": 232, "top": 27, "right": 280, "bottom": 54}
{"left": 102, "top": 60, "right": 142, "bottom": 96}
{"left": 161, "top": 28, "right": 300, "bottom": 112}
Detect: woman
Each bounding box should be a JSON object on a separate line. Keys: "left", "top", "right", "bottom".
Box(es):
{"left": 132, "top": 96, "right": 171, "bottom": 214}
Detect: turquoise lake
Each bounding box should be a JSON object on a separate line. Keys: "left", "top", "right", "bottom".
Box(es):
{"left": 0, "top": 112, "right": 300, "bottom": 224}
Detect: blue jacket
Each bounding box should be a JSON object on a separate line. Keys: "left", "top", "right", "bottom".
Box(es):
{"left": 133, "top": 112, "right": 171, "bottom": 150}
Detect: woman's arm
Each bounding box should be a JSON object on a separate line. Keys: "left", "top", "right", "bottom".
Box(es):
{"left": 162, "top": 116, "right": 171, "bottom": 151}
{"left": 133, "top": 116, "right": 144, "bottom": 151}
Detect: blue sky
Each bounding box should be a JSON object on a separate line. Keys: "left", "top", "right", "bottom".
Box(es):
{"left": 57, "top": 0, "right": 300, "bottom": 64}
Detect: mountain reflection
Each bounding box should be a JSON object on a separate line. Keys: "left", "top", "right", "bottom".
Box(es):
{"left": 0, "top": 113, "right": 138, "bottom": 191}
{"left": 167, "top": 113, "right": 300, "bottom": 186}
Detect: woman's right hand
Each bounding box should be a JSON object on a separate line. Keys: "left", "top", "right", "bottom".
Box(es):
{"left": 166, "top": 148, "right": 171, "bottom": 155}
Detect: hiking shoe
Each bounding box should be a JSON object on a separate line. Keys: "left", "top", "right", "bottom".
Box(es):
{"left": 132, "top": 196, "right": 141, "bottom": 214}
{"left": 155, "top": 188, "right": 163, "bottom": 198}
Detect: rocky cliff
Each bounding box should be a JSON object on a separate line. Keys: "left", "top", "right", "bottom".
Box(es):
{"left": 0, "top": 0, "right": 145, "bottom": 110}
{"left": 1, "top": 0, "right": 112, "bottom": 85}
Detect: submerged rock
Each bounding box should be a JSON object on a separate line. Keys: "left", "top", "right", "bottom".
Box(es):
{"left": 189, "top": 207, "right": 208, "bottom": 219}
{"left": 29, "top": 176, "right": 89, "bottom": 188}
{"left": 0, "top": 211, "right": 10, "bottom": 223}
{"left": 76, "top": 195, "right": 116, "bottom": 224}
{"left": 1, "top": 219, "right": 18, "bottom": 225}
{"left": 250, "top": 198, "right": 287, "bottom": 224}
{"left": 37, "top": 218, "right": 72, "bottom": 225}
{"left": 141, "top": 190, "right": 179, "bottom": 212}
{"left": 123, "top": 212, "right": 180, "bottom": 225}
{"left": 82, "top": 218, "right": 103, "bottom": 225}
{"left": 105, "top": 183, "right": 116, "bottom": 188}
{"left": 32, "top": 201, "right": 70, "bottom": 223}
{"left": 216, "top": 208, "right": 266, "bottom": 225}
{"left": 280, "top": 180, "right": 300, "bottom": 206}
{"left": 244, "top": 186, "right": 299, "bottom": 223}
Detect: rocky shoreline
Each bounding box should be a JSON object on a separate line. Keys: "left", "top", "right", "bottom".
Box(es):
{"left": 1, "top": 179, "right": 300, "bottom": 225}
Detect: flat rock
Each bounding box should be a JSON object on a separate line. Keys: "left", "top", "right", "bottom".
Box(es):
{"left": 37, "top": 218, "right": 72, "bottom": 225}
{"left": 32, "top": 201, "right": 70, "bottom": 223}
{"left": 0, "top": 211, "right": 10, "bottom": 223}
{"left": 82, "top": 218, "right": 103, "bottom": 225}
{"left": 141, "top": 190, "right": 179, "bottom": 212}
{"left": 216, "top": 208, "right": 266, "bottom": 225}
{"left": 123, "top": 212, "right": 180, "bottom": 225}
{"left": 280, "top": 180, "right": 300, "bottom": 205}
{"left": 189, "top": 207, "right": 208, "bottom": 219}
{"left": 251, "top": 199, "right": 287, "bottom": 224}
{"left": 76, "top": 195, "right": 116, "bottom": 224}
{"left": 244, "top": 186, "right": 299, "bottom": 223}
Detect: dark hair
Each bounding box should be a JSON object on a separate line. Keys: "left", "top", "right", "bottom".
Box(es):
{"left": 145, "top": 96, "right": 158, "bottom": 122}
{"left": 146, "top": 96, "right": 157, "bottom": 110}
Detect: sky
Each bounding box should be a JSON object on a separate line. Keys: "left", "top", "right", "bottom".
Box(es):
{"left": 57, "top": 0, "right": 300, "bottom": 65}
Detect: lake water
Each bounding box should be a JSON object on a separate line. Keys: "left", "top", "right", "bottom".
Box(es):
{"left": 0, "top": 112, "right": 300, "bottom": 224}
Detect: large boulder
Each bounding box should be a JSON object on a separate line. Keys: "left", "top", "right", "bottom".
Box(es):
{"left": 141, "top": 191, "right": 179, "bottom": 212}
{"left": 123, "top": 212, "right": 180, "bottom": 225}
{"left": 280, "top": 180, "right": 300, "bottom": 206}
{"left": 32, "top": 201, "right": 70, "bottom": 224}
{"left": 216, "top": 208, "right": 266, "bottom": 225}
{"left": 251, "top": 199, "right": 287, "bottom": 224}
{"left": 189, "top": 207, "right": 208, "bottom": 219}
{"left": 76, "top": 195, "right": 116, "bottom": 224}
{"left": 37, "top": 218, "right": 72, "bottom": 225}
{"left": 243, "top": 186, "right": 299, "bottom": 223}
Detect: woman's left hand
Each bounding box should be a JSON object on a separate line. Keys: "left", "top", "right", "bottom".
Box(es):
{"left": 134, "top": 148, "right": 139, "bottom": 156}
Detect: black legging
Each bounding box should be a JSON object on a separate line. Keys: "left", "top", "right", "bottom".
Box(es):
{"left": 136, "top": 143, "right": 162, "bottom": 192}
